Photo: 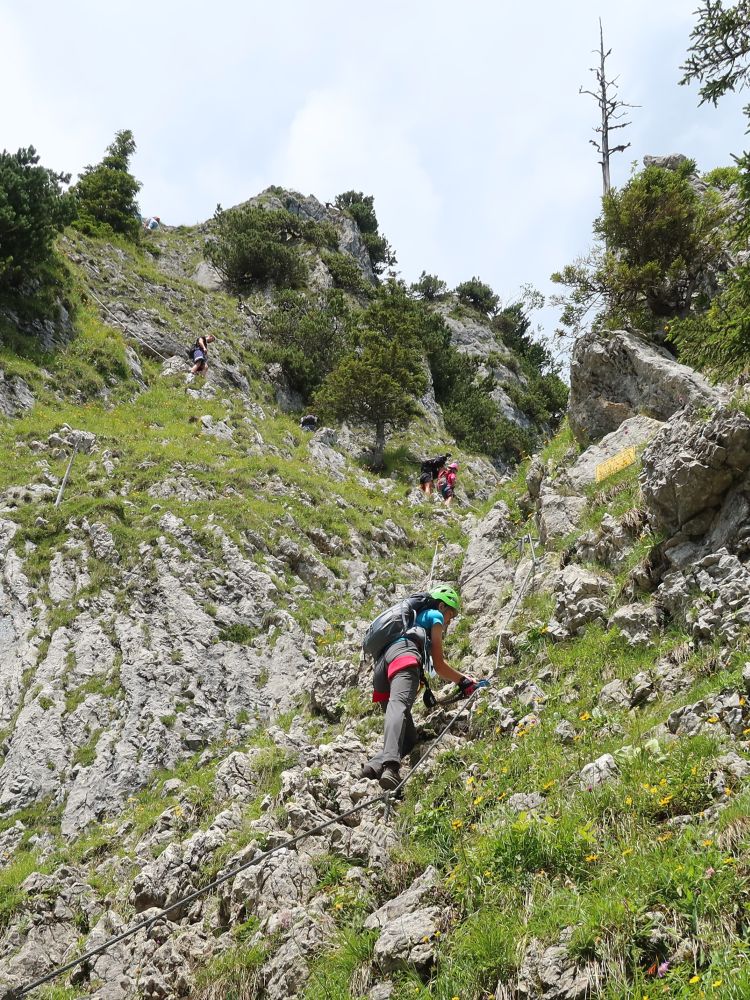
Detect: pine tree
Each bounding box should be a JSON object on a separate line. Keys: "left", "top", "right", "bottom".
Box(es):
{"left": 74, "top": 130, "right": 142, "bottom": 241}
{"left": 0, "top": 146, "right": 75, "bottom": 291}
{"left": 315, "top": 328, "right": 426, "bottom": 468}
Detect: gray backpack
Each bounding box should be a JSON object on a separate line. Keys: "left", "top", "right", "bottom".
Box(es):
{"left": 362, "top": 593, "right": 434, "bottom": 660}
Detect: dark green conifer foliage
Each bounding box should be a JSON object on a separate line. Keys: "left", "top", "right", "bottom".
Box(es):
{"left": 315, "top": 328, "right": 426, "bottom": 469}
{"left": 258, "top": 289, "right": 352, "bottom": 398}
{"left": 74, "top": 130, "right": 142, "bottom": 241}
{"left": 315, "top": 282, "right": 427, "bottom": 467}
{"left": 334, "top": 191, "right": 396, "bottom": 273}
{"left": 669, "top": 2, "right": 750, "bottom": 375}
{"left": 204, "top": 204, "right": 332, "bottom": 291}
{"left": 410, "top": 271, "right": 448, "bottom": 301}
{"left": 455, "top": 277, "right": 499, "bottom": 316}
{"left": 0, "top": 147, "right": 76, "bottom": 291}
{"left": 552, "top": 163, "right": 728, "bottom": 337}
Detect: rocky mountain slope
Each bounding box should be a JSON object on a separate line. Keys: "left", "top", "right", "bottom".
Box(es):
{"left": 1, "top": 217, "right": 749, "bottom": 999}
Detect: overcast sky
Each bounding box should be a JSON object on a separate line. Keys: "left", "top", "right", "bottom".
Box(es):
{"left": 2, "top": 0, "right": 747, "bottom": 343}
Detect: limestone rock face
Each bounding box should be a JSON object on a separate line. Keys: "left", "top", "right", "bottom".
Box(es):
{"left": 511, "top": 937, "right": 597, "bottom": 999}
{"left": 656, "top": 549, "right": 750, "bottom": 643}
{"left": 364, "top": 867, "right": 439, "bottom": 931}
{"left": 0, "top": 369, "right": 34, "bottom": 418}
{"left": 609, "top": 603, "right": 663, "bottom": 646}
{"left": 459, "top": 501, "right": 515, "bottom": 613}
{"left": 598, "top": 679, "right": 630, "bottom": 710}
{"left": 641, "top": 403, "right": 750, "bottom": 562}
{"left": 565, "top": 415, "right": 663, "bottom": 490}
{"left": 433, "top": 302, "right": 539, "bottom": 432}
{"left": 571, "top": 511, "right": 646, "bottom": 571}
{"left": 643, "top": 153, "right": 691, "bottom": 171}
{"left": 373, "top": 907, "right": 442, "bottom": 972}
{"left": 190, "top": 260, "right": 222, "bottom": 290}
{"left": 537, "top": 486, "right": 587, "bottom": 545}
{"left": 568, "top": 329, "right": 725, "bottom": 445}
{"left": 580, "top": 754, "right": 618, "bottom": 789}
{"left": 548, "top": 565, "right": 611, "bottom": 637}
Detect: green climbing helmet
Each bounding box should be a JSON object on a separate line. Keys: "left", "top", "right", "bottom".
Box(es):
{"left": 430, "top": 585, "right": 460, "bottom": 611}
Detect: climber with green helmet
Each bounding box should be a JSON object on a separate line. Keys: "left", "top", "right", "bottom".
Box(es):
{"left": 361, "top": 585, "right": 484, "bottom": 791}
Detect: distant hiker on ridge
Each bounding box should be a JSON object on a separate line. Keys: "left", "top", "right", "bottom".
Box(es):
{"left": 418, "top": 452, "right": 450, "bottom": 497}
{"left": 143, "top": 216, "right": 161, "bottom": 232}
{"left": 187, "top": 334, "right": 215, "bottom": 378}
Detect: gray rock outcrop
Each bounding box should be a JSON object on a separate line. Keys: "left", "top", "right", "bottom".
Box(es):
{"left": 0, "top": 369, "right": 34, "bottom": 418}
{"left": 548, "top": 565, "right": 612, "bottom": 637}
{"left": 641, "top": 403, "right": 750, "bottom": 564}
{"left": 565, "top": 415, "right": 662, "bottom": 490}
{"left": 568, "top": 329, "right": 725, "bottom": 445}
{"left": 537, "top": 486, "right": 587, "bottom": 545}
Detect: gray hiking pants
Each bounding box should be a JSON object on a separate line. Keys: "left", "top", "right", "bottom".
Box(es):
{"left": 367, "top": 666, "right": 420, "bottom": 771}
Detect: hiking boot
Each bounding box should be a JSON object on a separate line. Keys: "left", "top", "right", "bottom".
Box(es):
{"left": 379, "top": 764, "right": 401, "bottom": 791}
{"left": 359, "top": 763, "right": 381, "bottom": 781}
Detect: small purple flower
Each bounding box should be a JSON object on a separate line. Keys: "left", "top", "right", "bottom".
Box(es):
{"left": 657, "top": 961, "right": 670, "bottom": 978}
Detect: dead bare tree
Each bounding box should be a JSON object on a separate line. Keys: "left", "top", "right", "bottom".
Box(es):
{"left": 580, "top": 19, "right": 638, "bottom": 195}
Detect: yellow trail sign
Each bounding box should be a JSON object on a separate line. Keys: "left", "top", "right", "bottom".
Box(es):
{"left": 595, "top": 446, "right": 636, "bottom": 483}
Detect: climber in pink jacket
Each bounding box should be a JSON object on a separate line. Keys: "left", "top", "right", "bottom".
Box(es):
{"left": 438, "top": 462, "right": 458, "bottom": 507}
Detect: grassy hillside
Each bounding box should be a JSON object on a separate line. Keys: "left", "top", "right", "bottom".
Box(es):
{"left": 1, "top": 224, "right": 747, "bottom": 1000}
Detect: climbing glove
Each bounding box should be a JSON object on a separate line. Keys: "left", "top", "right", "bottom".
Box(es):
{"left": 456, "top": 676, "right": 489, "bottom": 699}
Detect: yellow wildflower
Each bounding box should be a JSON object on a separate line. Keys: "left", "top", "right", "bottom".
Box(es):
{"left": 466, "top": 776, "right": 475, "bottom": 787}
{"left": 473, "top": 795, "right": 484, "bottom": 806}
{"left": 625, "top": 795, "right": 633, "bottom": 806}
{"left": 743, "top": 727, "right": 750, "bottom": 736}
{"left": 543, "top": 779, "right": 555, "bottom": 790}
{"left": 707, "top": 716, "right": 719, "bottom": 724}
{"left": 725, "top": 787, "right": 732, "bottom": 796}
{"left": 659, "top": 778, "right": 668, "bottom": 787}
{"left": 712, "top": 980, "right": 722, "bottom": 988}
{"left": 659, "top": 795, "right": 673, "bottom": 806}
{"left": 723, "top": 857, "right": 736, "bottom": 865}
{"left": 622, "top": 847, "right": 634, "bottom": 857}
{"left": 585, "top": 853, "right": 599, "bottom": 862}
{"left": 579, "top": 711, "right": 591, "bottom": 721}
{"left": 657, "top": 832, "right": 673, "bottom": 843}
{"left": 451, "top": 818, "right": 463, "bottom": 830}
{"left": 702, "top": 839, "right": 713, "bottom": 847}
{"left": 689, "top": 974, "right": 700, "bottom": 984}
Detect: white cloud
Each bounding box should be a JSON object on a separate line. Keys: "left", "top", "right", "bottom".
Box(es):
{"left": 3, "top": 0, "right": 748, "bottom": 339}
{"left": 273, "top": 88, "right": 443, "bottom": 273}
